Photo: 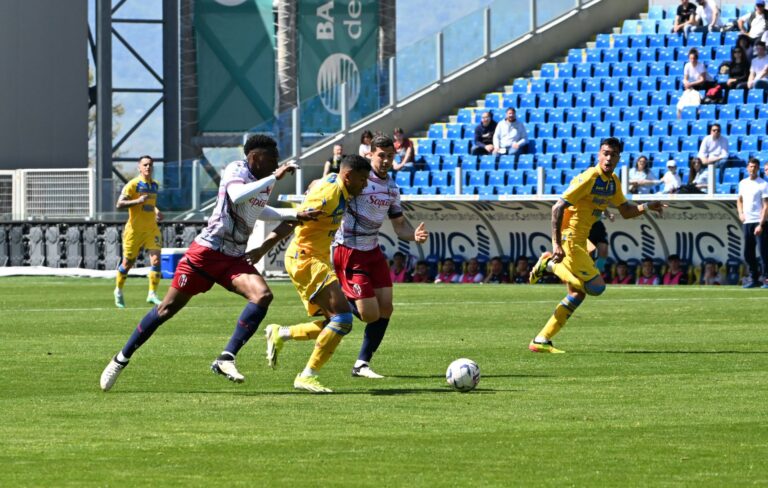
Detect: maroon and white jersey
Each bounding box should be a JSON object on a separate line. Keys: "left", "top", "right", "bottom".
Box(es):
{"left": 196, "top": 160, "right": 273, "bottom": 257}
{"left": 334, "top": 170, "right": 403, "bottom": 251}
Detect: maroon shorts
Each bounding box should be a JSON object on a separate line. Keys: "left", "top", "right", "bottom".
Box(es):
{"left": 332, "top": 245, "right": 392, "bottom": 300}
{"left": 171, "top": 241, "right": 257, "bottom": 296}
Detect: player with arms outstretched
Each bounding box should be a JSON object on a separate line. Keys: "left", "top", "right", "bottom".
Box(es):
{"left": 528, "top": 137, "right": 666, "bottom": 353}
{"left": 114, "top": 156, "right": 164, "bottom": 308}
{"left": 263, "top": 135, "right": 428, "bottom": 379}
{"left": 248, "top": 155, "right": 372, "bottom": 393}
{"left": 100, "top": 135, "right": 318, "bottom": 391}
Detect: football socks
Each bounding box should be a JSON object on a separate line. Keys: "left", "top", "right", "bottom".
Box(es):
{"left": 537, "top": 295, "right": 582, "bottom": 341}
{"left": 306, "top": 314, "right": 353, "bottom": 371}
{"left": 121, "top": 306, "right": 168, "bottom": 358}
{"left": 224, "top": 302, "right": 268, "bottom": 356}
{"left": 358, "top": 317, "right": 390, "bottom": 363}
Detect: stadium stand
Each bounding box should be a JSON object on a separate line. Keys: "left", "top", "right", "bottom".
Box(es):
{"left": 398, "top": 5, "right": 764, "bottom": 197}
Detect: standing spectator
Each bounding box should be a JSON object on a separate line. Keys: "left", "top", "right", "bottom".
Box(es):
{"left": 677, "top": 48, "right": 712, "bottom": 117}
{"left": 747, "top": 41, "right": 768, "bottom": 89}
{"left": 492, "top": 108, "right": 528, "bottom": 155}
{"left": 673, "top": 0, "right": 698, "bottom": 34}
{"left": 411, "top": 260, "right": 432, "bottom": 283}
{"left": 511, "top": 256, "right": 530, "bottom": 284}
{"left": 737, "top": 158, "right": 768, "bottom": 288}
{"left": 358, "top": 130, "right": 373, "bottom": 158}
{"left": 720, "top": 46, "right": 750, "bottom": 89}
{"left": 636, "top": 258, "right": 660, "bottom": 285}
{"left": 698, "top": 123, "right": 729, "bottom": 168}
{"left": 738, "top": 1, "right": 768, "bottom": 42}
{"left": 435, "top": 259, "right": 459, "bottom": 283}
{"left": 688, "top": 0, "right": 722, "bottom": 35}
{"left": 484, "top": 256, "right": 510, "bottom": 283}
{"left": 459, "top": 258, "right": 484, "bottom": 283}
{"left": 662, "top": 254, "right": 689, "bottom": 285}
{"left": 660, "top": 160, "right": 683, "bottom": 193}
{"left": 389, "top": 251, "right": 410, "bottom": 283}
{"left": 472, "top": 112, "right": 497, "bottom": 156}
{"left": 392, "top": 127, "right": 415, "bottom": 171}
{"left": 628, "top": 156, "right": 659, "bottom": 194}
{"left": 701, "top": 261, "right": 722, "bottom": 285}
{"left": 323, "top": 144, "right": 344, "bottom": 176}
{"left": 611, "top": 261, "right": 633, "bottom": 284}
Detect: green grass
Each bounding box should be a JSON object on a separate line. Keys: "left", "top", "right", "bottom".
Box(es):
{"left": 1, "top": 277, "right": 767, "bottom": 487}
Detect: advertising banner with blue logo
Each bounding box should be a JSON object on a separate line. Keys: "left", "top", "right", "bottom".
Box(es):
{"left": 195, "top": 0, "right": 275, "bottom": 132}
{"left": 297, "top": 0, "right": 379, "bottom": 133}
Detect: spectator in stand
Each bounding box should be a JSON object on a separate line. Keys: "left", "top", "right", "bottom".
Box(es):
{"left": 677, "top": 48, "right": 713, "bottom": 117}
{"left": 611, "top": 261, "right": 633, "bottom": 285}
{"left": 701, "top": 260, "right": 722, "bottom": 285}
{"left": 698, "top": 123, "right": 729, "bottom": 169}
{"left": 628, "top": 156, "right": 659, "bottom": 194}
{"left": 763, "top": 160, "right": 768, "bottom": 177}
{"left": 737, "top": 158, "right": 768, "bottom": 288}
{"left": 720, "top": 46, "right": 750, "bottom": 89}
{"left": 673, "top": 0, "right": 698, "bottom": 35}
{"left": 459, "top": 258, "right": 484, "bottom": 283}
{"left": 323, "top": 144, "right": 344, "bottom": 176}
{"left": 434, "top": 259, "right": 459, "bottom": 283}
{"left": 739, "top": 34, "right": 755, "bottom": 62}
{"left": 411, "top": 260, "right": 432, "bottom": 283}
{"left": 747, "top": 41, "right": 768, "bottom": 89}
{"left": 392, "top": 128, "right": 415, "bottom": 171}
{"left": 472, "top": 111, "right": 497, "bottom": 156}
{"left": 662, "top": 254, "right": 689, "bottom": 285}
{"left": 511, "top": 256, "right": 530, "bottom": 284}
{"left": 493, "top": 108, "right": 528, "bottom": 156}
{"left": 484, "top": 256, "right": 510, "bottom": 284}
{"left": 738, "top": 1, "right": 768, "bottom": 42}
{"left": 687, "top": 0, "right": 722, "bottom": 35}
{"left": 389, "top": 251, "right": 410, "bottom": 283}
{"left": 688, "top": 157, "right": 709, "bottom": 191}
{"left": 358, "top": 130, "right": 373, "bottom": 158}
{"left": 660, "top": 160, "right": 683, "bottom": 194}
{"left": 636, "top": 258, "right": 660, "bottom": 285}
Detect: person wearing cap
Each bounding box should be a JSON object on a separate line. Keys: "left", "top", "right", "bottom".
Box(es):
{"left": 698, "top": 123, "right": 730, "bottom": 168}
{"left": 660, "top": 160, "right": 683, "bottom": 193}
{"left": 662, "top": 254, "right": 689, "bottom": 285}
{"left": 738, "top": 1, "right": 768, "bottom": 41}
{"left": 737, "top": 158, "right": 768, "bottom": 288}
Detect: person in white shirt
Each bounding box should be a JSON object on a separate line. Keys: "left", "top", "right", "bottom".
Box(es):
{"left": 748, "top": 41, "right": 768, "bottom": 89}
{"left": 687, "top": 0, "right": 722, "bottom": 34}
{"left": 493, "top": 108, "right": 528, "bottom": 155}
{"left": 690, "top": 157, "right": 709, "bottom": 190}
{"left": 737, "top": 158, "right": 768, "bottom": 288}
{"left": 738, "top": 1, "right": 767, "bottom": 40}
{"left": 698, "top": 123, "right": 729, "bottom": 168}
{"left": 628, "top": 156, "right": 659, "bottom": 194}
{"left": 677, "top": 48, "right": 712, "bottom": 116}
{"left": 358, "top": 130, "right": 373, "bottom": 158}
{"left": 660, "top": 160, "right": 682, "bottom": 193}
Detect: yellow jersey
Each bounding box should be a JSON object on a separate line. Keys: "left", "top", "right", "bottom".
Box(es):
{"left": 287, "top": 173, "right": 350, "bottom": 261}
{"left": 120, "top": 176, "right": 160, "bottom": 232}
{"left": 560, "top": 166, "right": 626, "bottom": 244}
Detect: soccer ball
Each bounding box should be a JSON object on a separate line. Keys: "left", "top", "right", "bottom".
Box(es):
{"left": 445, "top": 358, "right": 480, "bottom": 392}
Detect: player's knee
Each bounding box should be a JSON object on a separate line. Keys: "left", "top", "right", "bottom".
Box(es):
{"left": 255, "top": 288, "right": 273, "bottom": 306}
{"left": 156, "top": 302, "right": 179, "bottom": 320}
{"left": 330, "top": 313, "right": 354, "bottom": 334}
{"left": 584, "top": 281, "right": 606, "bottom": 296}
{"left": 379, "top": 302, "right": 393, "bottom": 318}
{"left": 122, "top": 258, "right": 136, "bottom": 270}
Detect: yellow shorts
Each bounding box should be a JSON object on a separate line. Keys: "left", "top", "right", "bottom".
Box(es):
{"left": 122, "top": 226, "right": 162, "bottom": 260}
{"left": 561, "top": 239, "right": 600, "bottom": 285}
{"left": 285, "top": 252, "right": 337, "bottom": 317}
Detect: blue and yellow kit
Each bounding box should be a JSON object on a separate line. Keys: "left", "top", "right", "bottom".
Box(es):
{"left": 120, "top": 176, "right": 162, "bottom": 259}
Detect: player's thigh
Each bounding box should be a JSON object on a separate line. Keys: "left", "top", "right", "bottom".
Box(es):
{"left": 563, "top": 242, "right": 600, "bottom": 282}
{"left": 121, "top": 228, "right": 140, "bottom": 261}
{"left": 157, "top": 285, "right": 194, "bottom": 319}
{"left": 313, "top": 280, "right": 352, "bottom": 317}
{"left": 231, "top": 271, "right": 272, "bottom": 304}
{"left": 355, "top": 296, "right": 381, "bottom": 323}
{"left": 373, "top": 287, "right": 393, "bottom": 318}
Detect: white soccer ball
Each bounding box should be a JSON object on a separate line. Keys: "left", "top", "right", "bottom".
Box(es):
{"left": 446, "top": 358, "right": 480, "bottom": 392}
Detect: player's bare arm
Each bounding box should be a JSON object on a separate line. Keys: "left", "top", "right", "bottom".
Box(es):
{"left": 550, "top": 199, "right": 568, "bottom": 263}
{"left": 116, "top": 193, "right": 149, "bottom": 209}
{"left": 617, "top": 200, "right": 667, "bottom": 219}
{"left": 245, "top": 220, "right": 297, "bottom": 265}
{"left": 391, "top": 216, "right": 428, "bottom": 243}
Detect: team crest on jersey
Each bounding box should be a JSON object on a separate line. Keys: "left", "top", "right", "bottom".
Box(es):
{"left": 353, "top": 283, "right": 362, "bottom": 296}
{"left": 179, "top": 274, "right": 188, "bottom": 287}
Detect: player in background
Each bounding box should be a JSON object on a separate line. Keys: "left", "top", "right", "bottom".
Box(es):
{"left": 264, "top": 135, "right": 428, "bottom": 379}
{"left": 114, "top": 156, "right": 164, "bottom": 308}
{"left": 528, "top": 138, "right": 666, "bottom": 353}
{"left": 247, "top": 155, "right": 372, "bottom": 393}
{"left": 100, "top": 135, "right": 319, "bottom": 391}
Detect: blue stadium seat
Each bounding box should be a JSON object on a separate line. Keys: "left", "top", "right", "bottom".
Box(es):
{"left": 515, "top": 184, "right": 535, "bottom": 195}
{"left": 557, "top": 62, "right": 575, "bottom": 78}
{"left": 584, "top": 137, "right": 601, "bottom": 152}
{"left": 680, "top": 106, "right": 698, "bottom": 120}
{"left": 417, "top": 139, "right": 435, "bottom": 154}
{"left": 519, "top": 93, "right": 537, "bottom": 108}
{"left": 601, "top": 78, "right": 619, "bottom": 92}
{"left": 586, "top": 49, "right": 601, "bottom": 64}
{"left": 613, "top": 121, "right": 631, "bottom": 138}
{"left": 749, "top": 120, "right": 767, "bottom": 136}
{"left": 457, "top": 108, "right": 474, "bottom": 124}
{"left": 427, "top": 124, "right": 443, "bottom": 138}
{"left": 594, "top": 93, "right": 611, "bottom": 108}
{"left": 547, "top": 79, "right": 565, "bottom": 93}
{"left": 461, "top": 158, "right": 478, "bottom": 171}
{"left": 541, "top": 63, "right": 557, "bottom": 78}
{"left": 494, "top": 156, "right": 513, "bottom": 172}
{"left": 484, "top": 93, "right": 501, "bottom": 108}
{"left": 522, "top": 169, "right": 538, "bottom": 185}
{"left": 575, "top": 122, "right": 592, "bottom": 138}
{"left": 430, "top": 170, "right": 450, "bottom": 187}
{"left": 631, "top": 121, "right": 650, "bottom": 137}
{"left": 478, "top": 155, "right": 497, "bottom": 171}
{"left": 419, "top": 186, "right": 437, "bottom": 195}
{"left": 546, "top": 108, "right": 566, "bottom": 123}
{"left": 596, "top": 34, "right": 612, "bottom": 49}
{"left": 574, "top": 93, "right": 592, "bottom": 107}
{"left": 641, "top": 20, "right": 659, "bottom": 34}
{"left": 650, "top": 121, "right": 669, "bottom": 137}
{"left": 453, "top": 139, "right": 472, "bottom": 155}
{"left": 543, "top": 138, "right": 563, "bottom": 154}
{"left": 555, "top": 153, "right": 574, "bottom": 168}
{"left": 512, "top": 78, "right": 528, "bottom": 93}
{"left": 638, "top": 76, "right": 656, "bottom": 91}
{"left": 594, "top": 123, "right": 611, "bottom": 138}
{"left": 630, "top": 92, "right": 648, "bottom": 107}
{"left": 536, "top": 123, "right": 554, "bottom": 139}
{"left": 538, "top": 93, "right": 555, "bottom": 108}
{"left": 722, "top": 167, "right": 742, "bottom": 184}
{"left": 507, "top": 170, "right": 525, "bottom": 186}
{"left": 516, "top": 154, "right": 535, "bottom": 170}
{"left": 603, "top": 107, "right": 622, "bottom": 122}
{"left": 395, "top": 171, "right": 412, "bottom": 188}
{"left": 602, "top": 49, "right": 620, "bottom": 64}
{"left": 649, "top": 35, "right": 666, "bottom": 48}
{"left": 575, "top": 64, "right": 592, "bottom": 78}
{"left": 422, "top": 155, "right": 441, "bottom": 170}
{"left": 658, "top": 76, "right": 677, "bottom": 91}
{"left": 639, "top": 47, "right": 657, "bottom": 62}
{"left": 461, "top": 185, "right": 477, "bottom": 195}
{"left": 670, "top": 120, "right": 689, "bottom": 136}
{"left": 527, "top": 108, "right": 545, "bottom": 124}
{"left": 619, "top": 48, "right": 637, "bottom": 62}
{"left": 630, "top": 62, "right": 649, "bottom": 76}
{"left": 622, "top": 19, "right": 640, "bottom": 34}
{"left": 530, "top": 78, "right": 547, "bottom": 93}
{"left": 573, "top": 153, "right": 592, "bottom": 169}
{"left": 555, "top": 93, "right": 574, "bottom": 109}
{"left": 650, "top": 91, "right": 669, "bottom": 106}
{"left": 568, "top": 49, "right": 583, "bottom": 63}
{"left": 565, "top": 108, "right": 583, "bottom": 123}
{"left": 729, "top": 120, "right": 749, "bottom": 136}
{"left": 487, "top": 170, "right": 506, "bottom": 186}
{"left": 661, "top": 136, "right": 680, "bottom": 152}
{"left": 445, "top": 124, "right": 462, "bottom": 139}
{"left": 555, "top": 123, "right": 574, "bottom": 138}
{"left": 467, "top": 170, "right": 487, "bottom": 187}
{"left": 641, "top": 136, "right": 660, "bottom": 152}
{"left": 681, "top": 136, "right": 701, "bottom": 152}
{"left": 435, "top": 186, "right": 455, "bottom": 195}
{"left": 649, "top": 62, "right": 668, "bottom": 77}
{"left": 648, "top": 5, "right": 665, "bottom": 19}
{"left": 738, "top": 104, "right": 757, "bottom": 120}
{"left": 611, "top": 92, "right": 630, "bottom": 107}
{"left": 536, "top": 154, "right": 556, "bottom": 169}
{"left": 718, "top": 105, "right": 736, "bottom": 120}
{"left": 611, "top": 62, "right": 629, "bottom": 77}
{"left": 740, "top": 136, "right": 759, "bottom": 152}
{"left": 665, "top": 33, "right": 684, "bottom": 48}
{"left": 442, "top": 155, "right": 459, "bottom": 171}
{"left": 584, "top": 78, "right": 600, "bottom": 92}
{"left": 584, "top": 108, "right": 602, "bottom": 123}
{"left": 564, "top": 138, "right": 582, "bottom": 153}
{"left": 434, "top": 140, "right": 451, "bottom": 155}
{"left": 686, "top": 32, "right": 704, "bottom": 46}
{"left": 660, "top": 106, "right": 677, "bottom": 121}
{"left": 640, "top": 106, "right": 658, "bottom": 121}
{"left": 728, "top": 89, "right": 746, "bottom": 105}
{"left": 698, "top": 105, "right": 716, "bottom": 120}
{"left": 748, "top": 90, "right": 766, "bottom": 104}
{"left": 412, "top": 170, "right": 430, "bottom": 187}
{"left": 545, "top": 169, "right": 563, "bottom": 185}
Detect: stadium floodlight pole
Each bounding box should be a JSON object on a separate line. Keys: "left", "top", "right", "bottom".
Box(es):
{"left": 340, "top": 82, "right": 349, "bottom": 132}
{"left": 96, "top": 0, "right": 113, "bottom": 214}
{"left": 292, "top": 106, "right": 302, "bottom": 195}
{"left": 388, "top": 57, "right": 397, "bottom": 107}
{"left": 483, "top": 7, "right": 491, "bottom": 58}
{"left": 436, "top": 31, "right": 444, "bottom": 81}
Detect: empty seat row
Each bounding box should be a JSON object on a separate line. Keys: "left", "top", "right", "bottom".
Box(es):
{"left": 593, "top": 31, "right": 740, "bottom": 50}
{"left": 541, "top": 61, "right": 687, "bottom": 78}
{"left": 513, "top": 75, "right": 684, "bottom": 94}
{"left": 621, "top": 18, "right": 676, "bottom": 34}
{"left": 569, "top": 46, "right": 731, "bottom": 64}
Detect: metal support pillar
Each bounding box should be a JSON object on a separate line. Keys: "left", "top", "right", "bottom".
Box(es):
{"left": 96, "top": 0, "right": 113, "bottom": 213}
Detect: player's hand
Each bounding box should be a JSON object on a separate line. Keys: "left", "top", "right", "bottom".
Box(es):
{"left": 245, "top": 247, "right": 266, "bottom": 265}
{"left": 137, "top": 194, "right": 149, "bottom": 204}
{"left": 647, "top": 200, "right": 668, "bottom": 217}
{"left": 413, "top": 222, "right": 428, "bottom": 243}
{"left": 551, "top": 243, "right": 565, "bottom": 264}
{"left": 156, "top": 210, "right": 164, "bottom": 223}
{"left": 274, "top": 162, "right": 299, "bottom": 180}
{"left": 755, "top": 224, "right": 763, "bottom": 236}
{"left": 296, "top": 209, "right": 322, "bottom": 222}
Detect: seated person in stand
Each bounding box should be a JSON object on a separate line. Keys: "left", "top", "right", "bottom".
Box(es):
{"left": 662, "top": 254, "right": 689, "bottom": 285}
{"left": 611, "top": 260, "right": 633, "bottom": 284}
{"left": 434, "top": 259, "right": 459, "bottom": 283}
{"left": 636, "top": 257, "right": 660, "bottom": 285}
{"left": 459, "top": 257, "right": 484, "bottom": 283}
{"left": 511, "top": 256, "right": 530, "bottom": 284}
{"left": 483, "top": 256, "right": 510, "bottom": 284}
{"left": 411, "top": 260, "right": 432, "bottom": 283}
{"left": 389, "top": 251, "right": 410, "bottom": 283}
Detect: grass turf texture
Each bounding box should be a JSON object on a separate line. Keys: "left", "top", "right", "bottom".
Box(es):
{"left": 1, "top": 277, "right": 767, "bottom": 487}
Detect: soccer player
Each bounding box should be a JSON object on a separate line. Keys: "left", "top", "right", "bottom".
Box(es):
{"left": 528, "top": 138, "right": 666, "bottom": 353}
{"left": 99, "top": 135, "right": 319, "bottom": 391}
{"left": 264, "top": 135, "right": 428, "bottom": 379}
{"left": 249, "top": 154, "right": 372, "bottom": 393}
{"left": 114, "top": 156, "right": 164, "bottom": 308}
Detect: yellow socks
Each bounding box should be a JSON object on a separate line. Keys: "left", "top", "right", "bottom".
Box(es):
{"left": 307, "top": 320, "right": 352, "bottom": 371}
{"left": 536, "top": 295, "right": 582, "bottom": 341}
{"left": 148, "top": 271, "right": 160, "bottom": 293}
{"left": 115, "top": 264, "right": 128, "bottom": 290}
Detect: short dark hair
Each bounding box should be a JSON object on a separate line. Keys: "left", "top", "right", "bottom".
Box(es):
{"left": 340, "top": 154, "right": 371, "bottom": 173}
{"left": 360, "top": 130, "right": 373, "bottom": 143}
{"left": 416, "top": 260, "right": 427, "bottom": 267}
{"left": 393, "top": 251, "right": 405, "bottom": 259}
{"left": 393, "top": 127, "right": 405, "bottom": 135}
{"left": 711, "top": 123, "right": 721, "bottom": 131}
{"left": 748, "top": 157, "right": 760, "bottom": 166}
{"left": 371, "top": 135, "right": 394, "bottom": 150}
{"left": 600, "top": 137, "right": 623, "bottom": 152}
{"left": 668, "top": 254, "right": 680, "bottom": 261}
{"left": 138, "top": 155, "right": 153, "bottom": 163}
{"left": 641, "top": 257, "right": 654, "bottom": 264}
{"left": 490, "top": 256, "right": 503, "bottom": 263}
{"left": 243, "top": 134, "right": 277, "bottom": 156}
{"left": 755, "top": 41, "right": 767, "bottom": 49}
{"left": 688, "top": 48, "right": 699, "bottom": 57}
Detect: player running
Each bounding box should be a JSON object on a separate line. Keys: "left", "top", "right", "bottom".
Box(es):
{"left": 248, "top": 154, "right": 372, "bottom": 393}
{"left": 263, "top": 135, "right": 428, "bottom": 379}
{"left": 114, "top": 156, "right": 164, "bottom": 308}
{"left": 99, "top": 135, "right": 318, "bottom": 391}
{"left": 528, "top": 137, "right": 666, "bottom": 353}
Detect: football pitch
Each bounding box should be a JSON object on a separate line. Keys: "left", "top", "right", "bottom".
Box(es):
{"left": 1, "top": 277, "right": 766, "bottom": 487}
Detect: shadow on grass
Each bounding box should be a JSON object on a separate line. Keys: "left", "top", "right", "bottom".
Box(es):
{"left": 389, "top": 374, "right": 552, "bottom": 379}
{"left": 111, "top": 387, "right": 506, "bottom": 396}
{"left": 605, "top": 350, "right": 768, "bottom": 354}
